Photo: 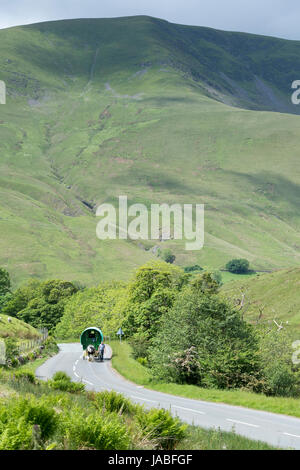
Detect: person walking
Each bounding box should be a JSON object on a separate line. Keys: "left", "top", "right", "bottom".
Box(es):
{"left": 99, "top": 341, "right": 105, "bottom": 361}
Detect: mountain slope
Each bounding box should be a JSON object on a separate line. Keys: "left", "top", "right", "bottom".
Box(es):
{"left": 0, "top": 16, "right": 300, "bottom": 285}
{"left": 221, "top": 267, "right": 300, "bottom": 332}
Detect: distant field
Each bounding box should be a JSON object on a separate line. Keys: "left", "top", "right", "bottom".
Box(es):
{"left": 221, "top": 267, "right": 300, "bottom": 331}
{"left": 220, "top": 270, "right": 258, "bottom": 284}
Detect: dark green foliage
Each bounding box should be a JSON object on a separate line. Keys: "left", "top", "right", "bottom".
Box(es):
{"left": 14, "top": 370, "right": 36, "bottom": 384}
{"left": 190, "top": 272, "right": 220, "bottom": 294}
{"left": 4, "top": 280, "right": 78, "bottom": 331}
{"left": 161, "top": 249, "right": 176, "bottom": 264}
{"left": 3, "top": 279, "right": 41, "bottom": 317}
{"left": 136, "top": 408, "right": 187, "bottom": 450}
{"left": 92, "top": 390, "right": 135, "bottom": 415}
{"left": 0, "top": 268, "right": 10, "bottom": 297}
{"left": 0, "top": 268, "right": 11, "bottom": 312}
{"left": 43, "top": 336, "right": 59, "bottom": 355}
{"left": 256, "top": 326, "right": 300, "bottom": 397}
{"left": 62, "top": 411, "right": 131, "bottom": 450}
{"left": 0, "top": 397, "right": 58, "bottom": 444}
{"left": 48, "top": 371, "right": 84, "bottom": 393}
{"left": 150, "top": 288, "right": 260, "bottom": 389}
{"left": 184, "top": 265, "right": 203, "bottom": 273}
{"left": 123, "top": 261, "right": 187, "bottom": 357}
{"left": 226, "top": 259, "right": 250, "bottom": 274}
{"left": 4, "top": 338, "right": 19, "bottom": 364}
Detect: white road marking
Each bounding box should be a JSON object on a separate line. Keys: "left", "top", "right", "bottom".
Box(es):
{"left": 283, "top": 432, "right": 300, "bottom": 439}
{"left": 75, "top": 360, "right": 78, "bottom": 365}
{"left": 73, "top": 366, "right": 76, "bottom": 371}
{"left": 74, "top": 372, "right": 80, "bottom": 378}
{"left": 173, "top": 405, "right": 205, "bottom": 415}
{"left": 82, "top": 379, "right": 94, "bottom": 386}
{"left": 131, "top": 395, "right": 157, "bottom": 403}
{"left": 227, "top": 419, "right": 259, "bottom": 428}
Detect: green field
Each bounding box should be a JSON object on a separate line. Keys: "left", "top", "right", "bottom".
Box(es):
{"left": 221, "top": 267, "right": 300, "bottom": 331}
{"left": 1, "top": 16, "right": 300, "bottom": 286}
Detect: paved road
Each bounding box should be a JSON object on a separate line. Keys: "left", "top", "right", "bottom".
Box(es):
{"left": 36, "top": 343, "right": 300, "bottom": 449}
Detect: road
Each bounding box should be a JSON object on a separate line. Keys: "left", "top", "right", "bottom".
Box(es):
{"left": 36, "top": 343, "right": 300, "bottom": 449}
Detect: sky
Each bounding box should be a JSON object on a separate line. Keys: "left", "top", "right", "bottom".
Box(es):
{"left": 0, "top": 0, "right": 299, "bottom": 40}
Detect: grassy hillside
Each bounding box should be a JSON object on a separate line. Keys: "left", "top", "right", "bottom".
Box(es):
{"left": 0, "top": 16, "right": 300, "bottom": 285}
{"left": 221, "top": 267, "right": 300, "bottom": 331}
{"left": 0, "top": 314, "right": 40, "bottom": 340}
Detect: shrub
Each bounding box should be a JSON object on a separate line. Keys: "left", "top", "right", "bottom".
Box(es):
{"left": 4, "top": 337, "right": 19, "bottom": 363}
{"left": 49, "top": 378, "right": 84, "bottom": 393}
{"left": 136, "top": 408, "right": 186, "bottom": 450}
{"left": 0, "top": 417, "right": 34, "bottom": 450}
{"left": 225, "top": 259, "right": 250, "bottom": 274}
{"left": 0, "top": 396, "right": 58, "bottom": 443}
{"left": 150, "top": 289, "right": 260, "bottom": 388}
{"left": 136, "top": 357, "right": 148, "bottom": 367}
{"left": 14, "top": 370, "right": 36, "bottom": 384}
{"left": 161, "top": 250, "right": 176, "bottom": 264}
{"left": 63, "top": 410, "right": 131, "bottom": 450}
{"left": 256, "top": 326, "right": 300, "bottom": 397}
{"left": 52, "top": 371, "right": 70, "bottom": 382}
{"left": 92, "top": 390, "right": 135, "bottom": 415}
{"left": 49, "top": 371, "right": 84, "bottom": 393}
{"left": 184, "top": 265, "right": 203, "bottom": 273}
{"left": 263, "top": 364, "right": 298, "bottom": 397}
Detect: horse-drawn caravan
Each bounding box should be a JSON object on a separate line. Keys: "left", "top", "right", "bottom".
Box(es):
{"left": 80, "top": 327, "right": 104, "bottom": 362}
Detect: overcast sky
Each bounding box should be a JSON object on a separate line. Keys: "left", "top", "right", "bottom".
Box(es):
{"left": 0, "top": 0, "right": 299, "bottom": 40}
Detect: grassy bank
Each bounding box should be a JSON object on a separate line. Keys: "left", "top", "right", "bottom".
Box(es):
{"left": 0, "top": 366, "right": 278, "bottom": 450}
{"left": 110, "top": 340, "right": 300, "bottom": 419}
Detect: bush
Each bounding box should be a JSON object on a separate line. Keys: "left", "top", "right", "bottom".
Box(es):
{"left": 264, "top": 364, "right": 298, "bottom": 397}
{"left": 92, "top": 390, "right": 135, "bottom": 415}
{"left": 136, "top": 408, "right": 186, "bottom": 450}
{"left": 14, "top": 370, "right": 36, "bottom": 384}
{"left": 161, "top": 250, "right": 176, "bottom": 264}
{"left": 0, "top": 396, "right": 58, "bottom": 444}
{"left": 48, "top": 371, "right": 84, "bottom": 393}
{"left": 63, "top": 410, "right": 131, "bottom": 450}
{"left": 225, "top": 259, "right": 250, "bottom": 274}
{"left": 0, "top": 417, "right": 34, "bottom": 450}
{"left": 256, "top": 326, "right": 300, "bottom": 397}
{"left": 150, "top": 289, "right": 260, "bottom": 389}
{"left": 184, "top": 265, "right": 203, "bottom": 273}
{"left": 52, "top": 371, "right": 69, "bottom": 381}
{"left": 4, "top": 337, "right": 19, "bottom": 364}
{"left": 136, "top": 357, "right": 148, "bottom": 367}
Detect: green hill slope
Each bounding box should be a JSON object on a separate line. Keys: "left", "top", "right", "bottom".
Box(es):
{"left": 221, "top": 268, "right": 300, "bottom": 331}
{"left": 0, "top": 314, "right": 40, "bottom": 340}
{"left": 0, "top": 16, "right": 300, "bottom": 285}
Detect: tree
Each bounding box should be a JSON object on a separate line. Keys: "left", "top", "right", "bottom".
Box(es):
{"left": 0, "top": 268, "right": 12, "bottom": 312}
{"left": 4, "top": 280, "right": 78, "bottom": 331}
{"left": 226, "top": 259, "right": 250, "bottom": 274}
{"left": 122, "top": 261, "right": 187, "bottom": 357}
{"left": 55, "top": 281, "right": 128, "bottom": 340}
{"left": 0, "top": 268, "right": 10, "bottom": 296}
{"left": 256, "top": 325, "right": 300, "bottom": 397}
{"left": 149, "top": 287, "right": 260, "bottom": 389}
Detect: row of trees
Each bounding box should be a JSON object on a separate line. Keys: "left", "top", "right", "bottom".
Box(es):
{"left": 1, "top": 261, "right": 299, "bottom": 396}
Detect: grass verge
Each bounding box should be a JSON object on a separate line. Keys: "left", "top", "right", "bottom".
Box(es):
{"left": 110, "top": 340, "right": 300, "bottom": 419}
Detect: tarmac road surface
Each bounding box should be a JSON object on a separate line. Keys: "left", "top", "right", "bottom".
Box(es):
{"left": 36, "top": 343, "right": 300, "bottom": 449}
